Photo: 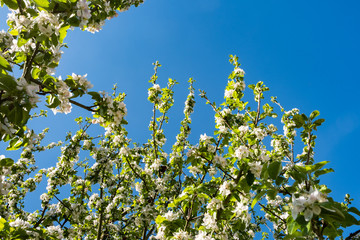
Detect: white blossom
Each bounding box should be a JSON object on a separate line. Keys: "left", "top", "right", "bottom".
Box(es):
{"left": 234, "top": 67, "right": 245, "bottom": 77}
{"left": 235, "top": 145, "right": 250, "bottom": 159}
{"left": 219, "top": 181, "right": 232, "bottom": 197}
{"left": 202, "top": 212, "right": 218, "bottom": 231}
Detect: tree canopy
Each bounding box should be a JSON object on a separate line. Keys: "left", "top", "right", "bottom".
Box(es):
{"left": 0, "top": 0, "right": 360, "bottom": 239}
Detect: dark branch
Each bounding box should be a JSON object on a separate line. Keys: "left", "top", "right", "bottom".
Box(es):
{"left": 345, "top": 230, "right": 360, "bottom": 240}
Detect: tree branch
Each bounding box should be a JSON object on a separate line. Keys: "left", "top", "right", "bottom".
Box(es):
{"left": 34, "top": 205, "right": 48, "bottom": 228}
{"left": 97, "top": 174, "right": 105, "bottom": 240}
{"left": 255, "top": 95, "right": 261, "bottom": 126}
{"left": 23, "top": 42, "right": 40, "bottom": 80}
{"left": 16, "top": 0, "right": 24, "bottom": 14}
{"left": 345, "top": 230, "right": 360, "bottom": 240}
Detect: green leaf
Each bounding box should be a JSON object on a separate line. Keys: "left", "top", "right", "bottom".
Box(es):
{"left": 88, "top": 91, "right": 101, "bottom": 102}
{"left": 310, "top": 110, "right": 320, "bottom": 120}
{"left": 8, "top": 103, "right": 23, "bottom": 125}
{"left": 349, "top": 207, "right": 360, "bottom": 217}
{"left": 314, "top": 119, "right": 325, "bottom": 125}
{"left": 0, "top": 217, "right": 6, "bottom": 231}
{"left": 59, "top": 25, "right": 69, "bottom": 43}
{"left": 248, "top": 84, "right": 255, "bottom": 90}
{"left": 33, "top": 0, "right": 49, "bottom": 8}
{"left": 313, "top": 119, "right": 325, "bottom": 129}
{"left": 275, "top": 176, "right": 286, "bottom": 185}
{"left": 246, "top": 171, "right": 255, "bottom": 186}
{"left": 251, "top": 191, "right": 265, "bottom": 209}
{"left": 320, "top": 202, "right": 345, "bottom": 222}
{"left": 309, "top": 161, "right": 329, "bottom": 172}
{"left": 287, "top": 219, "right": 300, "bottom": 235}
{"left": 290, "top": 168, "right": 306, "bottom": 182}
{"left": 0, "top": 74, "right": 17, "bottom": 92}
{"left": 0, "top": 157, "right": 14, "bottom": 167}
{"left": 68, "top": 16, "right": 80, "bottom": 27}
{"left": 17, "top": 37, "right": 29, "bottom": 47}
{"left": 267, "top": 189, "right": 277, "bottom": 199}
{"left": 314, "top": 168, "right": 334, "bottom": 178}
{"left": 32, "top": 68, "right": 41, "bottom": 79}
{"left": 268, "top": 161, "right": 282, "bottom": 180}
{"left": 0, "top": 55, "right": 12, "bottom": 72}
{"left": 343, "top": 211, "right": 359, "bottom": 227}
{"left": 9, "top": 29, "right": 19, "bottom": 36}
{"left": 293, "top": 114, "right": 306, "bottom": 127}
{"left": 155, "top": 215, "right": 166, "bottom": 225}
{"left": 2, "top": 0, "right": 18, "bottom": 9}
{"left": 7, "top": 137, "right": 27, "bottom": 150}
{"left": 46, "top": 95, "right": 61, "bottom": 108}
{"left": 296, "top": 161, "right": 329, "bottom": 174}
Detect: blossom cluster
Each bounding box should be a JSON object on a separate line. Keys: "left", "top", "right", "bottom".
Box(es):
{"left": 0, "top": 0, "right": 357, "bottom": 236}
{"left": 292, "top": 187, "right": 327, "bottom": 221}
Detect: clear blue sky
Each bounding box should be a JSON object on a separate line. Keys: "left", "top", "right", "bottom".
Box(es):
{"left": 1, "top": 0, "right": 360, "bottom": 236}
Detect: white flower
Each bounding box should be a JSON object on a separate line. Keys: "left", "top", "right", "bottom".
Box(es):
{"left": 234, "top": 81, "right": 245, "bottom": 91}
{"left": 219, "top": 181, "right": 232, "bottom": 197}
{"left": 135, "top": 182, "right": 142, "bottom": 193}
{"left": 195, "top": 231, "right": 214, "bottom": 240}
{"left": 9, "top": 218, "right": 31, "bottom": 228}
{"left": 238, "top": 125, "right": 249, "bottom": 134}
{"left": 40, "top": 193, "right": 50, "bottom": 202}
{"left": 253, "top": 128, "right": 266, "bottom": 140}
{"left": 155, "top": 226, "right": 166, "bottom": 240}
{"left": 173, "top": 229, "right": 191, "bottom": 240}
{"left": 248, "top": 161, "right": 262, "bottom": 178}
{"left": 200, "top": 134, "right": 212, "bottom": 144}
{"left": 83, "top": 140, "right": 92, "bottom": 148}
{"left": 51, "top": 77, "right": 73, "bottom": 114}
{"left": 0, "top": 175, "right": 10, "bottom": 195}
{"left": 213, "top": 154, "right": 227, "bottom": 168}
{"left": 207, "top": 198, "right": 223, "bottom": 210}
{"left": 235, "top": 145, "right": 250, "bottom": 159}
{"left": 164, "top": 211, "right": 178, "bottom": 221}
{"left": 248, "top": 230, "right": 255, "bottom": 238}
{"left": 120, "top": 147, "right": 129, "bottom": 156}
{"left": 202, "top": 212, "right": 218, "bottom": 231}
{"left": 224, "top": 89, "right": 234, "bottom": 98}
{"left": 208, "top": 166, "right": 217, "bottom": 176}
{"left": 234, "top": 67, "right": 245, "bottom": 77}
{"left": 47, "top": 225, "right": 64, "bottom": 239}
{"left": 77, "top": 0, "right": 91, "bottom": 20}
{"left": 72, "top": 73, "right": 93, "bottom": 90}
{"left": 291, "top": 189, "right": 326, "bottom": 222}
{"left": 86, "top": 20, "right": 105, "bottom": 33}
{"left": 232, "top": 201, "right": 248, "bottom": 217}
{"left": 16, "top": 77, "right": 40, "bottom": 106}
{"left": 153, "top": 84, "right": 161, "bottom": 91}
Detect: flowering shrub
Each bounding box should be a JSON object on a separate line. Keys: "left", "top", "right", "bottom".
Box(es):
{"left": 1, "top": 0, "right": 360, "bottom": 239}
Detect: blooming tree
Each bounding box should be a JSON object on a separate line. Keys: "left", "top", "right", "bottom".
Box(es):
{"left": 0, "top": 0, "right": 360, "bottom": 239}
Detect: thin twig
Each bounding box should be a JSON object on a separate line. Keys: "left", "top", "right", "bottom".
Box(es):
{"left": 34, "top": 205, "right": 48, "bottom": 228}
{"left": 255, "top": 95, "right": 261, "bottom": 126}
{"left": 345, "top": 229, "right": 360, "bottom": 240}
{"left": 258, "top": 202, "right": 286, "bottom": 225}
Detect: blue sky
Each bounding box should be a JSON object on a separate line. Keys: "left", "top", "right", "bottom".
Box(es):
{"left": 1, "top": 0, "right": 360, "bottom": 236}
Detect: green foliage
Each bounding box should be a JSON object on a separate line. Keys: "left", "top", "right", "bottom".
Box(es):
{"left": 0, "top": 0, "right": 359, "bottom": 239}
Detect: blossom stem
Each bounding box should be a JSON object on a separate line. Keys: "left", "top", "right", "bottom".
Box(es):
{"left": 258, "top": 202, "right": 286, "bottom": 225}
{"left": 23, "top": 42, "right": 40, "bottom": 81}
{"left": 345, "top": 229, "right": 360, "bottom": 240}
{"left": 34, "top": 205, "right": 48, "bottom": 228}
{"left": 255, "top": 95, "right": 261, "bottom": 126}
{"left": 16, "top": 0, "right": 24, "bottom": 14}
{"left": 97, "top": 172, "right": 105, "bottom": 240}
